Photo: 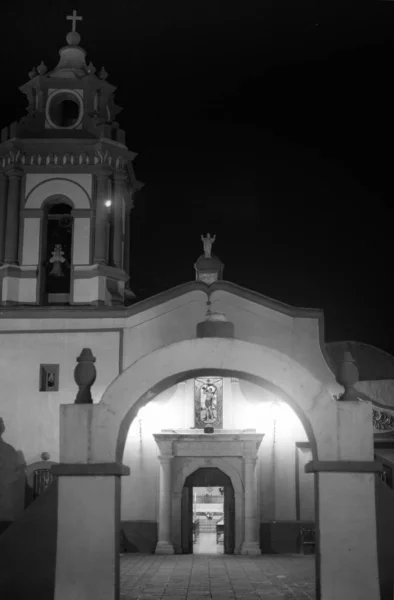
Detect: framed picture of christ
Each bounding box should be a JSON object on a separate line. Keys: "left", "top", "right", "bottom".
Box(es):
{"left": 194, "top": 378, "right": 223, "bottom": 429}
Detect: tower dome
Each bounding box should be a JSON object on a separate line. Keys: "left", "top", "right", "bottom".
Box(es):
{"left": 49, "top": 10, "right": 88, "bottom": 78}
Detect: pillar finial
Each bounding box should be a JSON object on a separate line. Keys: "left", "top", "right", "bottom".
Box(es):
{"left": 337, "top": 350, "right": 359, "bottom": 401}
{"left": 74, "top": 348, "right": 97, "bottom": 404}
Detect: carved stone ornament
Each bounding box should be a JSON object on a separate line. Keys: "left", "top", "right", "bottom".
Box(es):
{"left": 0, "top": 150, "right": 127, "bottom": 170}
{"left": 201, "top": 233, "right": 216, "bottom": 258}
{"left": 99, "top": 66, "right": 109, "bottom": 80}
{"left": 74, "top": 348, "right": 97, "bottom": 404}
{"left": 373, "top": 409, "right": 394, "bottom": 431}
{"left": 37, "top": 61, "right": 48, "bottom": 75}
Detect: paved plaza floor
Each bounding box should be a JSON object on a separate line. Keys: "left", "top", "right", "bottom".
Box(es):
{"left": 120, "top": 553, "right": 315, "bottom": 600}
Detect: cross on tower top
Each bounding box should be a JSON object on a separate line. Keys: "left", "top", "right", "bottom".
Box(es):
{"left": 66, "top": 9, "right": 83, "bottom": 33}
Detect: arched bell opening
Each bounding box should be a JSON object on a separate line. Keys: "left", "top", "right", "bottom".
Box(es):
{"left": 39, "top": 198, "right": 74, "bottom": 305}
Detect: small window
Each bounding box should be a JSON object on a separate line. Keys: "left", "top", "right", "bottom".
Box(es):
{"left": 39, "top": 364, "right": 59, "bottom": 392}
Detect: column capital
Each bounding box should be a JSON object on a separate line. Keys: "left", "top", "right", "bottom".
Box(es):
{"left": 113, "top": 171, "right": 128, "bottom": 182}
{"left": 5, "top": 167, "right": 23, "bottom": 179}
{"left": 158, "top": 454, "right": 174, "bottom": 464}
{"left": 95, "top": 168, "right": 113, "bottom": 179}
{"left": 305, "top": 460, "right": 382, "bottom": 474}
{"left": 244, "top": 456, "right": 257, "bottom": 465}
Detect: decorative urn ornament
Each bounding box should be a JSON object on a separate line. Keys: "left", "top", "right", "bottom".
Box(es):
{"left": 74, "top": 348, "right": 97, "bottom": 404}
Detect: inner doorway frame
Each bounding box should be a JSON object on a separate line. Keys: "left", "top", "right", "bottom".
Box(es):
{"left": 181, "top": 467, "right": 235, "bottom": 554}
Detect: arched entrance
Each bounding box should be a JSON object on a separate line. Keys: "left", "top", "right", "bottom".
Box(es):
{"left": 182, "top": 467, "right": 235, "bottom": 555}
{"left": 54, "top": 338, "right": 381, "bottom": 600}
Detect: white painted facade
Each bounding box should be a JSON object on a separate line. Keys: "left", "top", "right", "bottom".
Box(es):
{"left": 1, "top": 280, "right": 388, "bottom": 560}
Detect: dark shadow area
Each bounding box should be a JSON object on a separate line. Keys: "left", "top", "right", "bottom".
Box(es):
{"left": 0, "top": 480, "right": 58, "bottom": 600}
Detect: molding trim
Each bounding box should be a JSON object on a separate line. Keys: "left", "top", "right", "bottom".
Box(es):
{"left": 305, "top": 460, "right": 383, "bottom": 474}
{"left": 52, "top": 463, "right": 130, "bottom": 476}
{"left": 0, "top": 265, "right": 37, "bottom": 279}
{"left": 296, "top": 441, "right": 311, "bottom": 449}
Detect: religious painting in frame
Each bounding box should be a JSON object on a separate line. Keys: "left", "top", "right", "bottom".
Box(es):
{"left": 194, "top": 378, "right": 223, "bottom": 429}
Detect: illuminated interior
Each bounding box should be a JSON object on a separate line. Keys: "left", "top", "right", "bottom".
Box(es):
{"left": 193, "top": 486, "right": 224, "bottom": 555}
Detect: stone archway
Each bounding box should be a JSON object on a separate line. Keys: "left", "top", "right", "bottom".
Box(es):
{"left": 54, "top": 337, "right": 381, "bottom": 600}
{"left": 174, "top": 459, "right": 242, "bottom": 554}
{"left": 182, "top": 467, "right": 235, "bottom": 554}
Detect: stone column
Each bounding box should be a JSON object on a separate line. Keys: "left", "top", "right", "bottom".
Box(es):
{"left": 241, "top": 457, "right": 261, "bottom": 555}
{"left": 0, "top": 172, "right": 7, "bottom": 263}
{"left": 3, "top": 169, "right": 22, "bottom": 264}
{"left": 112, "top": 173, "right": 126, "bottom": 269}
{"left": 306, "top": 461, "right": 381, "bottom": 600}
{"left": 94, "top": 172, "right": 110, "bottom": 264}
{"left": 53, "top": 463, "right": 128, "bottom": 600}
{"left": 155, "top": 455, "right": 174, "bottom": 554}
{"left": 123, "top": 205, "right": 131, "bottom": 277}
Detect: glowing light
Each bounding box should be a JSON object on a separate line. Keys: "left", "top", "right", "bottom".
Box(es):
{"left": 137, "top": 406, "right": 147, "bottom": 421}
{"left": 104, "top": 199, "right": 112, "bottom": 208}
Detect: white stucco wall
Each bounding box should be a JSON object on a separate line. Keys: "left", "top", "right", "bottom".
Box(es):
{"left": 22, "top": 218, "right": 41, "bottom": 265}
{"left": 72, "top": 218, "right": 91, "bottom": 265}
{"left": 0, "top": 285, "right": 334, "bottom": 525}
{"left": 0, "top": 329, "right": 120, "bottom": 465}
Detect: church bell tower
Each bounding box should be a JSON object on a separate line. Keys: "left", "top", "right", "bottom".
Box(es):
{"left": 0, "top": 10, "right": 142, "bottom": 306}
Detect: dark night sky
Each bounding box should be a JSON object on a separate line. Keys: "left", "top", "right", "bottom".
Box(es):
{"left": 1, "top": 0, "right": 394, "bottom": 353}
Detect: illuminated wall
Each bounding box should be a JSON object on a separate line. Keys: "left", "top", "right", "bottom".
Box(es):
{"left": 121, "top": 376, "right": 314, "bottom": 527}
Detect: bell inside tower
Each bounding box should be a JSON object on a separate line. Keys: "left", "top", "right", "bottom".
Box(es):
{"left": 40, "top": 201, "right": 73, "bottom": 305}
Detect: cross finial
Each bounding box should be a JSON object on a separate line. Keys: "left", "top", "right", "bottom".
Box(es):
{"left": 66, "top": 9, "right": 83, "bottom": 33}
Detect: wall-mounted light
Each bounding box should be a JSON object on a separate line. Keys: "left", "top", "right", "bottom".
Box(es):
{"left": 104, "top": 199, "right": 112, "bottom": 209}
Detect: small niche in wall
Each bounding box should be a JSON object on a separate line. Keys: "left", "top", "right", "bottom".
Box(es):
{"left": 39, "top": 364, "right": 59, "bottom": 392}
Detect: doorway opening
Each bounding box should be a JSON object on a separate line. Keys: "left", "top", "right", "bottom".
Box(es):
{"left": 193, "top": 486, "right": 224, "bottom": 554}
{"left": 181, "top": 467, "right": 234, "bottom": 554}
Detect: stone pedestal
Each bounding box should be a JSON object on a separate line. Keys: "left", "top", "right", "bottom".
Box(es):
{"left": 155, "top": 455, "right": 174, "bottom": 554}
{"left": 241, "top": 457, "right": 261, "bottom": 555}
{"left": 306, "top": 461, "right": 381, "bottom": 600}
{"left": 53, "top": 463, "right": 129, "bottom": 600}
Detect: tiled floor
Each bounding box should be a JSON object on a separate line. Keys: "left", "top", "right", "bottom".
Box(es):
{"left": 120, "top": 553, "right": 315, "bottom": 599}
{"left": 193, "top": 532, "right": 223, "bottom": 555}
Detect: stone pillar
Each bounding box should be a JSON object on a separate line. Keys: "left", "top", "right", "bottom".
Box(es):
{"left": 155, "top": 455, "right": 174, "bottom": 554}
{"left": 306, "top": 461, "right": 381, "bottom": 600}
{"left": 94, "top": 172, "right": 110, "bottom": 264}
{"left": 3, "top": 169, "right": 22, "bottom": 264}
{"left": 0, "top": 172, "right": 7, "bottom": 263}
{"left": 53, "top": 463, "right": 128, "bottom": 600}
{"left": 241, "top": 457, "right": 261, "bottom": 555}
{"left": 112, "top": 173, "right": 126, "bottom": 269}
{"left": 123, "top": 205, "right": 131, "bottom": 277}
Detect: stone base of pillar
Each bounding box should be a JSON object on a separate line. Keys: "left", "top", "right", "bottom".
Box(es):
{"left": 155, "top": 541, "right": 175, "bottom": 555}
{"left": 240, "top": 541, "right": 261, "bottom": 556}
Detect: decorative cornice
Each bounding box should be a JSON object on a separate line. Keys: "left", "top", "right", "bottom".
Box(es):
{"left": 305, "top": 460, "right": 383, "bottom": 473}
{"left": 0, "top": 149, "right": 130, "bottom": 171}
{"left": 52, "top": 462, "right": 130, "bottom": 476}
{"left": 373, "top": 408, "right": 394, "bottom": 432}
